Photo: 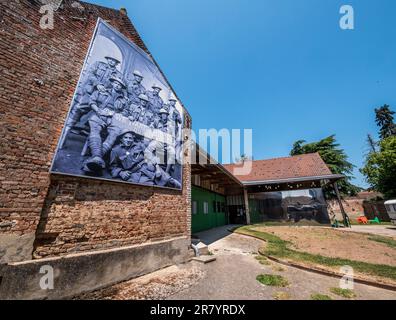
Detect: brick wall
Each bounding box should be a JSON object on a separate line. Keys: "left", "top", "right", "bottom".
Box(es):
{"left": 0, "top": 0, "right": 191, "bottom": 262}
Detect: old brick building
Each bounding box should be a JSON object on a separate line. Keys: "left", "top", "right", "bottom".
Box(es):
{"left": 0, "top": 0, "right": 192, "bottom": 299}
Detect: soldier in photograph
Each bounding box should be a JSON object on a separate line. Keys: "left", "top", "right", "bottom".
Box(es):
{"left": 86, "top": 56, "right": 123, "bottom": 93}
{"left": 145, "top": 108, "right": 177, "bottom": 176}
{"left": 126, "top": 70, "right": 146, "bottom": 105}
{"left": 128, "top": 104, "right": 142, "bottom": 122}
{"left": 60, "top": 56, "right": 123, "bottom": 148}
{"left": 84, "top": 76, "right": 128, "bottom": 173}
{"left": 147, "top": 83, "right": 164, "bottom": 115}
{"left": 166, "top": 97, "right": 182, "bottom": 137}
{"left": 156, "top": 107, "right": 171, "bottom": 132}
{"left": 132, "top": 94, "right": 154, "bottom": 127}
{"left": 166, "top": 97, "right": 183, "bottom": 164}
{"left": 110, "top": 131, "right": 160, "bottom": 185}
{"left": 109, "top": 130, "right": 144, "bottom": 182}
{"left": 154, "top": 168, "right": 182, "bottom": 189}
{"left": 143, "top": 109, "right": 182, "bottom": 188}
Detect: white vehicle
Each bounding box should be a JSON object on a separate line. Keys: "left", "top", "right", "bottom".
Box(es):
{"left": 384, "top": 200, "right": 396, "bottom": 225}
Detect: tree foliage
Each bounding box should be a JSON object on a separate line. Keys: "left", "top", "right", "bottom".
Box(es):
{"left": 360, "top": 136, "right": 396, "bottom": 199}
{"left": 366, "top": 134, "right": 377, "bottom": 154}
{"left": 290, "top": 135, "right": 360, "bottom": 197}
{"left": 375, "top": 104, "right": 396, "bottom": 140}
{"left": 361, "top": 105, "right": 396, "bottom": 199}
{"left": 235, "top": 154, "right": 253, "bottom": 164}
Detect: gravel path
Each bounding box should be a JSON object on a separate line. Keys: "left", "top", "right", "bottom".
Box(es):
{"left": 344, "top": 225, "right": 396, "bottom": 238}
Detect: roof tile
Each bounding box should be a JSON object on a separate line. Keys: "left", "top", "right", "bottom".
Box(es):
{"left": 223, "top": 153, "right": 332, "bottom": 182}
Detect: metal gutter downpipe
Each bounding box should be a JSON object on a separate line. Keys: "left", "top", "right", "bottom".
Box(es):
{"left": 191, "top": 242, "right": 200, "bottom": 257}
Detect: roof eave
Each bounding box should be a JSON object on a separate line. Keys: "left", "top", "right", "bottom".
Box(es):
{"left": 240, "top": 174, "right": 345, "bottom": 186}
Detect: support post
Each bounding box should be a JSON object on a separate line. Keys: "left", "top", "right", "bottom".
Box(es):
{"left": 243, "top": 188, "right": 251, "bottom": 225}
{"left": 333, "top": 181, "right": 350, "bottom": 228}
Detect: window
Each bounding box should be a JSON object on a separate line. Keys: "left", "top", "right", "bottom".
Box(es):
{"left": 217, "top": 201, "right": 221, "bottom": 213}
{"left": 193, "top": 175, "right": 201, "bottom": 186}
{"left": 192, "top": 201, "right": 198, "bottom": 215}
{"left": 203, "top": 202, "right": 209, "bottom": 214}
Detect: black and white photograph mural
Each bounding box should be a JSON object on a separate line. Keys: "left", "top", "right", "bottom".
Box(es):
{"left": 51, "top": 19, "right": 184, "bottom": 190}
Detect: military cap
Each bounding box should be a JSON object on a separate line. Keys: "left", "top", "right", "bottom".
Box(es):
{"left": 138, "top": 94, "right": 149, "bottom": 102}
{"left": 159, "top": 108, "right": 169, "bottom": 115}
{"left": 168, "top": 96, "right": 177, "bottom": 102}
{"left": 105, "top": 56, "right": 121, "bottom": 64}
{"left": 119, "top": 128, "right": 135, "bottom": 137}
{"left": 152, "top": 84, "right": 162, "bottom": 90}
{"left": 109, "top": 76, "right": 126, "bottom": 88}
{"left": 133, "top": 70, "right": 143, "bottom": 77}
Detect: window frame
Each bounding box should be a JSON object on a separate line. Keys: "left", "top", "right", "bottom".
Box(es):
{"left": 192, "top": 201, "right": 198, "bottom": 215}
{"left": 203, "top": 202, "right": 209, "bottom": 214}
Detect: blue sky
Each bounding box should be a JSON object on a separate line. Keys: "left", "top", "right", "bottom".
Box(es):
{"left": 85, "top": 0, "right": 396, "bottom": 187}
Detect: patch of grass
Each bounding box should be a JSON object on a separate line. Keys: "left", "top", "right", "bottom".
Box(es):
{"left": 256, "top": 274, "right": 289, "bottom": 287}
{"left": 311, "top": 293, "right": 332, "bottom": 300}
{"left": 273, "top": 292, "right": 291, "bottom": 300}
{"left": 235, "top": 225, "right": 396, "bottom": 281}
{"left": 330, "top": 287, "right": 356, "bottom": 299}
{"left": 255, "top": 256, "right": 271, "bottom": 265}
{"left": 272, "top": 265, "right": 286, "bottom": 272}
{"left": 368, "top": 235, "right": 396, "bottom": 249}
{"left": 251, "top": 221, "right": 323, "bottom": 227}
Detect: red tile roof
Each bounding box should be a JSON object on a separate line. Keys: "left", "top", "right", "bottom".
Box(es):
{"left": 223, "top": 153, "right": 333, "bottom": 183}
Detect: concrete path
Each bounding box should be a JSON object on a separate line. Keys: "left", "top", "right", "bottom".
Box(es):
{"left": 169, "top": 226, "right": 396, "bottom": 300}
{"left": 344, "top": 225, "right": 396, "bottom": 238}
{"left": 192, "top": 224, "right": 242, "bottom": 245}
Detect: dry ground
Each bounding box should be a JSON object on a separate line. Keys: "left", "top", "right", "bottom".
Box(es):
{"left": 253, "top": 226, "right": 396, "bottom": 266}
{"left": 74, "top": 226, "right": 396, "bottom": 300}
{"left": 75, "top": 265, "right": 204, "bottom": 300}
{"left": 170, "top": 231, "right": 396, "bottom": 300}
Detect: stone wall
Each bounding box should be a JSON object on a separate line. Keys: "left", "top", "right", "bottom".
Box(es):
{"left": 327, "top": 198, "right": 365, "bottom": 221}
{"left": 327, "top": 197, "right": 390, "bottom": 222}
{"left": 0, "top": 0, "right": 191, "bottom": 276}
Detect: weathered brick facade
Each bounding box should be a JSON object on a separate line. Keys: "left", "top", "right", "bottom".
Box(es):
{"left": 0, "top": 0, "right": 191, "bottom": 265}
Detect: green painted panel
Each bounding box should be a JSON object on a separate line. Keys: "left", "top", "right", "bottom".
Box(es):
{"left": 249, "top": 199, "right": 262, "bottom": 223}
{"left": 191, "top": 186, "right": 226, "bottom": 233}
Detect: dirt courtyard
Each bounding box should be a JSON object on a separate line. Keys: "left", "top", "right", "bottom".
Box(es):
{"left": 74, "top": 226, "right": 396, "bottom": 300}
{"left": 253, "top": 226, "right": 396, "bottom": 266}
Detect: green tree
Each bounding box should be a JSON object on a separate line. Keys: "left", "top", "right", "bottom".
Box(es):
{"left": 290, "top": 135, "right": 360, "bottom": 197}
{"left": 360, "top": 136, "right": 396, "bottom": 199}
{"left": 366, "top": 134, "right": 377, "bottom": 154}
{"left": 234, "top": 154, "right": 253, "bottom": 163}
{"left": 375, "top": 105, "right": 396, "bottom": 140}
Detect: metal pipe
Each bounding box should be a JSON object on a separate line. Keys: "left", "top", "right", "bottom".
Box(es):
{"left": 333, "top": 182, "right": 351, "bottom": 228}
{"left": 191, "top": 243, "right": 200, "bottom": 257}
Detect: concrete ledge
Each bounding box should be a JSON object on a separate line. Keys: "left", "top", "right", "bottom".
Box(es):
{"left": 0, "top": 236, "right": 190, "bottom": 300}
{"left": 192, "top": 255, "right": 216, "bottom": 264}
